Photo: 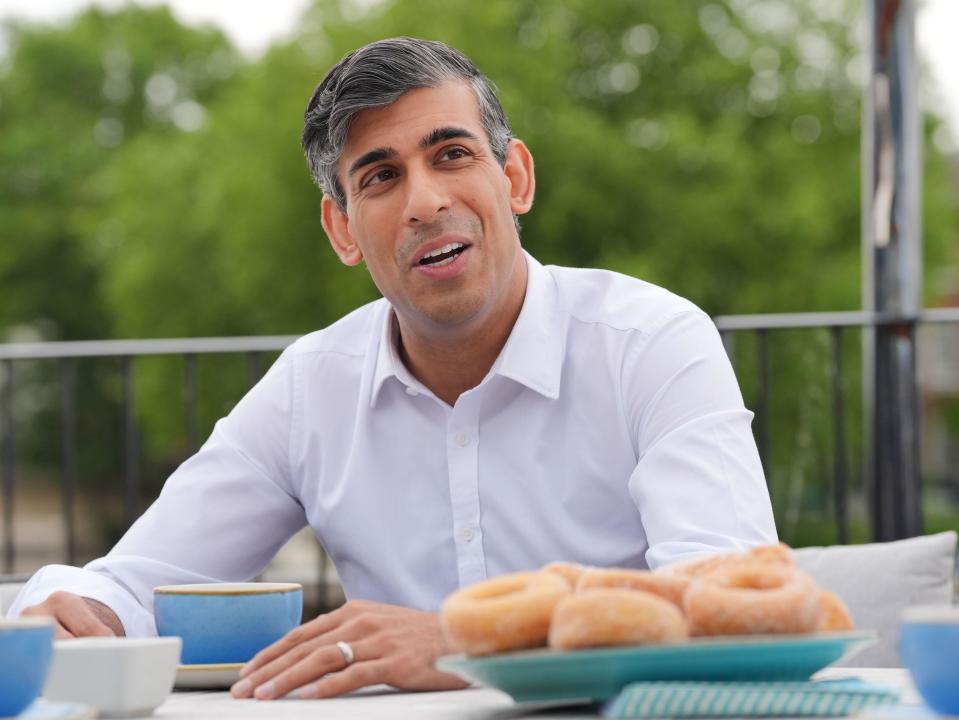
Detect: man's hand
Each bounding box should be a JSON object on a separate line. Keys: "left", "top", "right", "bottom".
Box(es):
{"left": 230, "top": 600, "right": 468, "bottom": 700}
{"left": 21, "top": 592, "right": 125, "bottom": 639}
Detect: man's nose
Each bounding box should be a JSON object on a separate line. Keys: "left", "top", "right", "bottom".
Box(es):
{"left": 402, "top": 167, "right": 451, "bottom": 225}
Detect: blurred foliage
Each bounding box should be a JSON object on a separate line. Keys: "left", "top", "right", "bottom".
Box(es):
{"left": 1, "top": 0, "right": 957, "bottom": 546}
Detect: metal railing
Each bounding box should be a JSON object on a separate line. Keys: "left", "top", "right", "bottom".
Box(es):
{"left": 714, "top": 307, "right": 959, "bottom": 545}
{"left": 1, "top": 308, "right": 958, "bottom": 587}
{"left": 0, "top": 336, "right": 341, "bottom": 598}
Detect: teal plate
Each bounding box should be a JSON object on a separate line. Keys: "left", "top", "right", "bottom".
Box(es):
{"left": 437, "top": 631, "right": 877, "bottom": 703}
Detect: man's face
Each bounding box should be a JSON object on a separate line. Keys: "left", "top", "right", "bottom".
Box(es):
{"left": 322, "top": 81, "right": 534, "bottom": 335}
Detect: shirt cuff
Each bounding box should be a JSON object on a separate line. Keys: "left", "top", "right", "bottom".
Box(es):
{"left": 5, "top": 564, "right": 157, "bottom": 638}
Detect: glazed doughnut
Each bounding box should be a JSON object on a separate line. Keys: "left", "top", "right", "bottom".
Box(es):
{"left": 818, "top": 590, "right": 855, "bottom": 631}
{"left": 549, "top": 588, "right": 689, "bottom": 650}
{"left": 541, "top": 561, "right": 588, "bottom": 589}
{"left": 684, "top": 563, "right": 822, "bottom": 636}
{"left": 441, "top": 571, "right": 571, "bottom": 655}
{"left": 576, "top": 567, "right": 690, "bottom": 609}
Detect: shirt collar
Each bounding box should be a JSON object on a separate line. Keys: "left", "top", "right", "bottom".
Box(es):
{"left": 369, "top": 250, "right": 566, "bottom": 407}
{"left": 491, "top": 251, "right": 565, "bottom": 399}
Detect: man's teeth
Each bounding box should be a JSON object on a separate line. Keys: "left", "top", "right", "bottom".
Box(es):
{"left": 422, "top": 242, "right": 464, "bottom": 260}
{"left": 430, "top": 254, "right": 458, "bottom": 267}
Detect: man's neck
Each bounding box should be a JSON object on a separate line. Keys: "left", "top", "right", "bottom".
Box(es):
{"left": 396, "top": 259, "right": 528, "bottom": 407}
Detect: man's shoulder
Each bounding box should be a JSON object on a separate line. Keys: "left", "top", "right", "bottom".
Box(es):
{"left": 544, "top": 263, "right": 706, "bottom": 335}
{"left": 285, "top": 298, "right": 388, "bottom": 359}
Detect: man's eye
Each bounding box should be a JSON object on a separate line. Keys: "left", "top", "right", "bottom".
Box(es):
{"left": 440, "top": 147, "right": 470, "bottom": 161}
{"left": 364, "top": 168, "right": 397, "bottom": 188}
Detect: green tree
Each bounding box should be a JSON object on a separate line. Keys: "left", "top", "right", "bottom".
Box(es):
{"left": 2, "top": 0, "right": 957, "bottom": 547}
{"left": 0, "top": 7, "right": 239, "bottom": 514}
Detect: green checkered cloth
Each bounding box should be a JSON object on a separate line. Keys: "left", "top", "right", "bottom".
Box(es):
{"left": 603, "top": 679, "right": 901, "bottom": 718}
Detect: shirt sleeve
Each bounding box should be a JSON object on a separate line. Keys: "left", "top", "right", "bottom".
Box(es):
{"left": 622, "top": 310, "right": 778, "bottom": 569}
{"left": 6, "top": 349, "right": 308, "bottom": 635}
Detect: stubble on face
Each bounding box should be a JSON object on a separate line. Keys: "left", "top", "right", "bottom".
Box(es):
{"left": 392, "top": 214, "right": 494, "bottom": 328}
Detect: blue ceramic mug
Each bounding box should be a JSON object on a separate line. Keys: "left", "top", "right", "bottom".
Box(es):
{"left": 899, "top": 605, "right": 959, "bottom": 716}
{"left": 154, "top": 582, "right": 302, "bottom": 665}
{"left": 0, "top": 617, "right": 55, "bottom": 716}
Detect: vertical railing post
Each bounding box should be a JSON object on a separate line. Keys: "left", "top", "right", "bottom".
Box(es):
{"left": 863, "top": 0, "right": 923, "bottom": 540}
{"left": 1, "top": 359, "right": 14, "bottom": 574}
{"left": 720, "top": 330, "right": 736, "bottom": 367}
{"left": 829, "top": 328, "right": 850, "bottom": 544}
{"left": 755, "top": 329, "right": 771, "bottom": 487}
{"left": 246, "top": 352, "right": 262, "bottom": 389}
{"left": 60, "top": 358, "right": 78, "bottom": 565}
{"left": 184, "top": 354, "right": 199, "bottom": 455}
{"left": 120, "top": 356, "right": 139, "bottom": 529}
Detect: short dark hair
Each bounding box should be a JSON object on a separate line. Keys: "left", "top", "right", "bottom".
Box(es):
{"left": 302, "top": 37, "right": 512, "bottom": 211}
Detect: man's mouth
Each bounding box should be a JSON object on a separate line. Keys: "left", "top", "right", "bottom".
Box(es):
{"left": 418, "top": 242, "right": 468, "bottom": 268}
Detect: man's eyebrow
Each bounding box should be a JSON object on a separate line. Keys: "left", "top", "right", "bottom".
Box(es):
{"left": 348, "top": 147, "right": 397, "bottom": 177}
{"left": 420, "top": 126, "right": 480, "bottom": 149}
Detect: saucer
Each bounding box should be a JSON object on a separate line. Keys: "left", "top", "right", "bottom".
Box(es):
{"left": 174, "top": 663, "right": 244, "bottom": 690}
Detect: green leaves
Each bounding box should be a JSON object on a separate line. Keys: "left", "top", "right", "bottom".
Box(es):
{"left": 2, "top": 1, "right": 957, "bottom": 537}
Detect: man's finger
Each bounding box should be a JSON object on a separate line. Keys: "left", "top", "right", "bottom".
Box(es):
{"left": 232, "top": 636, "right": 326, "bottom": 697}
{"left": 305, "top": 658, "right": 391, "bottom": 699}
{"left": 22, "top": 604, "right": 78, "bottom": 639}
{"left": 57, "top": 597, "right": 115, "bottom": 638}
{"left": 251, "top": 640, "right": 376, "bottom": 700}
{"left": 240, "top": 607, "right": 348, "bottom": 677}
{"left": 54, "top": 623, "right": 76, "bottom": 640}
{"left": 239, "top": 610, "right": 382, "bottom": 694}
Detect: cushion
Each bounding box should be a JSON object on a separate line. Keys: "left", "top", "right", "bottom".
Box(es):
{"left": 793, "top": 531, "right": 957, "bottom": 668}
{"left": 0, "top": 582, "right": 25, "bottom": 615}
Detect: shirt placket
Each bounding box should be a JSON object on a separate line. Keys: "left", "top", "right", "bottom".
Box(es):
{"left": 446, "top": 393, "right": 486, "bottom": 587}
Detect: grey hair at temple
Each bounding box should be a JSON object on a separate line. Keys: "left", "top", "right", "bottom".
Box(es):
{"left": 301, "top": 37, "right": 513, "bottom": 212}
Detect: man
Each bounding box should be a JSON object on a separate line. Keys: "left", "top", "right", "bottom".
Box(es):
{"left": 9, "top": 38, "right": 776, "bottom": 700}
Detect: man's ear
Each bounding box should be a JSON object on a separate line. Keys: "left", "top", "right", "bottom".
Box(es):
{"left": 321, "top": 195, "right": 364, "bottom": 266}
{"left": 503, "top": 139, "right": 535, "bottom": 216}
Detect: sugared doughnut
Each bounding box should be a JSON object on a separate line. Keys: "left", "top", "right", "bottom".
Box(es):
{"left": 576, "top": 567, "right": 690, "bottom": 609}
{"left": 548, "top": 588, "right": 689, "bottom": 650}
{"left": 541, "top": 561, "right": 588, "bottom": 589}
{"left": 440, "top": 571, "right": 571, "bottom": 655}
{"left": 818, "top": 590, "right": 854, "bottom": 631}
{"left": 657, "top": 543, "right": 793, "bottom": 579}
{"left": 748, "top": 543, "right": 793, "bottom": 565}
{"left": 655, "top": 550, "right": 742, "bottom": 578}
{"left": 684, "top": 563, "right": 822, "bottom": 636}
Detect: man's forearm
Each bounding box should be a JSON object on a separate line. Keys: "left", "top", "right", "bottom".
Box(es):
{"left": 83, "top": 597, "right": 125, "bottom": 637}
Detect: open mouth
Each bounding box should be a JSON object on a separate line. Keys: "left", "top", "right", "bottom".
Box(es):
{"left": 418, "top": 242, "right": 468, "bottom": 268}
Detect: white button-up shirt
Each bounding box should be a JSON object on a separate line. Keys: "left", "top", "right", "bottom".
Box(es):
{"left": 9, "top": 252, "right": 776, "bottom": 636}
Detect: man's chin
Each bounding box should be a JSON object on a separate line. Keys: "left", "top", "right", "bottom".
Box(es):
{"left": 412, "top": 294, "right": 486, "bottom": 331}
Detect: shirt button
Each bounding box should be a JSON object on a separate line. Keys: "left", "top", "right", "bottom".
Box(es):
{"left": 405, "top": 386, "right": 419, "bottom": 396}
{"left": 454, "top": 432, "right": 471, "bottom": 447}
{"left": 461, "top": 527, "right": 475, "bottom": 542}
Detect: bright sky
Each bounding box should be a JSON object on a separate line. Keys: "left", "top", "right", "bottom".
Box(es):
{"left": 0, "top": 0, "right": 957, "bottom": 142}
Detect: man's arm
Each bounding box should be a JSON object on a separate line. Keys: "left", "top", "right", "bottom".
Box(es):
{"left": 623, "top": 309, "right": 778, "bottom": 567}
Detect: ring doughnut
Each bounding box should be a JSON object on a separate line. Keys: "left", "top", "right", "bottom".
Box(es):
{"left": 658, "top": 543, "right": 793, "bottom": 579}
{"left": 748, "top": 543, "right": 793, "bottom": 566}
{"left": 818, "top": 590, "right": 854, "bottom": 631}
{"left": 548, "top": 588, "right": 689, "bottom": 650}
{"left": 684, "top": 563, "right": 822, "bottom": 636}
{"left": 541, "top": 561, "right": 588, "bottom": 589}
{"left": 440, "top": 571, "right": 571, "bottom": 655}
{"left": 576, "top": 568, "right": 690, "bottom": 609}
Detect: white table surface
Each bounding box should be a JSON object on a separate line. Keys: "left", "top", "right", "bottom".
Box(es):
{"left": 144, "top": 668, "right": 923, "bottom": 720}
